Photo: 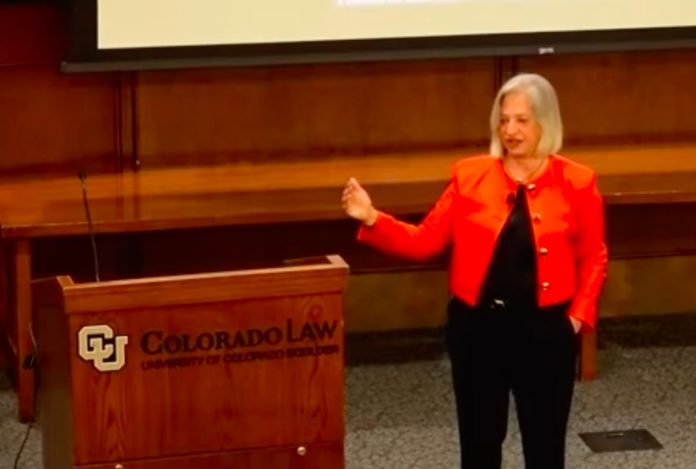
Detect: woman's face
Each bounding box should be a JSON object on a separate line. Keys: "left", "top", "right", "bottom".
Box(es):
{"left": 498, "top": 91, "right": 541, "bottom": 159}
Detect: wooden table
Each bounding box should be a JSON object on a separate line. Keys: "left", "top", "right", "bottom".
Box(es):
{"left": 2, "top": 144, "right": 696, "bottom": 421}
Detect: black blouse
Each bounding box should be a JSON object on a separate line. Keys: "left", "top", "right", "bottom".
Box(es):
{"left": 478, "top": 184, "right": 538, "bottom": 310}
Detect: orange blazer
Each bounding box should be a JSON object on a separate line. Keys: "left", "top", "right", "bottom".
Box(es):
{"left": 358, "top": 154, "right": 608, "bottom": 331}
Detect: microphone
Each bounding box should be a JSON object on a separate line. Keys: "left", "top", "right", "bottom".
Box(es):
{"left": 506, "top": 192, "right": 516, "bottom": 206}
{"left": 78, "top": 170, "right": 101, "bottom": 282}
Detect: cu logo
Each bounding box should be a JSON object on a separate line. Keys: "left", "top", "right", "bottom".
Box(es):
{"left": 78, "top": 325, "right": 129, "bottom": 372}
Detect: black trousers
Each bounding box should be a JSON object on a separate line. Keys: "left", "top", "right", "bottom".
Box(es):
{"left": 445, "top": 297, "right": 578, "bottom": 469}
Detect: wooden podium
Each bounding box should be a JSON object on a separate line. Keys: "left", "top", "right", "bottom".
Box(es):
{"left": 31, "top": 255, "right": 348, "bottom": 469}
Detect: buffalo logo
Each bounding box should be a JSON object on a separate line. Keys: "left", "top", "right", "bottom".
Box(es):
{"left": 78, "top": 325, "right": 129, "bottom": 372}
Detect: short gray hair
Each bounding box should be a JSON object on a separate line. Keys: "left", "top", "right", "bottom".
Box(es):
{"left": 489, "top": 73, "right": 563, "bottom": 158}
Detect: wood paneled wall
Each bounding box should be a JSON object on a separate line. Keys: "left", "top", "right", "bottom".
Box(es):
{"left": 0, "top": 4, "right": 63, "bottom": 65}
{"left": 0, "top": 6, "right": 123, "bottom": 178}
{"left": 3, "top": 5, "right": 695, "bottom": 177}
{"left": 518, "top": 51, "right": 696, "bottom": 145}
{"left": 134, "top": 60, "right": 494, "bottom": 168}
{"left": 0, "top": 68, "right": 123, "bottom": 176}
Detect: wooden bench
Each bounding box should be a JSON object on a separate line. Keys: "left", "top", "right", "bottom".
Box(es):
{"left": 2, "top": 143, "right": 696, "bottom": 421}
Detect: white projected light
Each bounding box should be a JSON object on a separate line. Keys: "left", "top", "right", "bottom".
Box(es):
{"left": 97, "top": 0, "right": 696, "bottom": 50}
{"left": 336, "top": 0, "right": 463, "bottom": 5}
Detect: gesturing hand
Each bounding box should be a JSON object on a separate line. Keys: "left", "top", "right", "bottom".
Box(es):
{"left": 342, "top": 177, "right": 378, "bottom": 226}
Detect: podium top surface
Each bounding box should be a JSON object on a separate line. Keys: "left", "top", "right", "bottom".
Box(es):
{"left": 32, "top": 255, "right": 349, "bottom": 314}
{"left": 2, "top": 144, "right": 696, "bottom": 239}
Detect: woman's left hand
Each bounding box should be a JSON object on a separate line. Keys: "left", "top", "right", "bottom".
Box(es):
{"left": 569, "top": 316, "right": 582, "bottom": 334}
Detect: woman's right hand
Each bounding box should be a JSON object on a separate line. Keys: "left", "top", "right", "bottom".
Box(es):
{"left": 342, "top": 177, "right": 378, "bottom": 226}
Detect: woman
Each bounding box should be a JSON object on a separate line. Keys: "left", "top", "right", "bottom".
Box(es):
{"left": 341, "top": 73, "right": 607, "bottom": 469}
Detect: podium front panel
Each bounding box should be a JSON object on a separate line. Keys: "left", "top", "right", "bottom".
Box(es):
{"left": 66, "top": 293, "right": 344, "bottom": 465}
{"left": 78, "top": 442, "right": 343, "bottom": 469}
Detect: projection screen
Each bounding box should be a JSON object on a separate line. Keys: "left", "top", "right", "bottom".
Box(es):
{"left": 64, "top": 0, "right": 696, "bottom": 71}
